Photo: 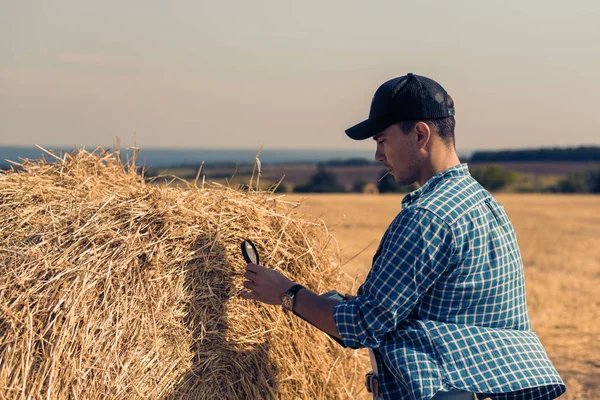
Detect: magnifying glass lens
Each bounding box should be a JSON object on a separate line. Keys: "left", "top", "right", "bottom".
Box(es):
{"left": 241, "top": 240, "right": 259, "bottom": 264}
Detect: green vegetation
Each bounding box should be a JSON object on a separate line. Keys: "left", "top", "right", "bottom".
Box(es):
{"left": 469, "top": 164, "right": 519, "bottom": 191}
{"left": 547, "top": 167, "right": 600, "bottom": 193}
{"left": 293, "top": 165, "right": 345, "bottom": 193}
{"left": 588, "top": 168, "right": 600, "bottom": 193}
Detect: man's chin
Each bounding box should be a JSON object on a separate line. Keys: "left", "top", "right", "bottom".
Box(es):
{"left": 395, "top": 177, "right": 416, "bottom": 186}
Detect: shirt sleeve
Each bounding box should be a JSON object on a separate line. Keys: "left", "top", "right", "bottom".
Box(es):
{"left": 333, "top": 207, "right": 456, "bottom": 349}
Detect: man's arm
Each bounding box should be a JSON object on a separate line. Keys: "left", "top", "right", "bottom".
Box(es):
{"left": 294, "top": 288, "right": 341, "bottom": 338}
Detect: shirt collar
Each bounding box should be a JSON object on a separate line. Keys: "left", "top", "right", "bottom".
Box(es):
{"left": 402, "top": 163, "right": 470, "bottom": 208}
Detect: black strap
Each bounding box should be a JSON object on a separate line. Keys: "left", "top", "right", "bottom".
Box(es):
{"left": 286, "top": 284, "right": 305, "bottom": 299}
{"left": 365, "top": 372, "right": 381, "bottom": 396}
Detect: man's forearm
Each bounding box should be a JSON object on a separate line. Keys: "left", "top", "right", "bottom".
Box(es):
{"left": 293, "top": 288, "right": 342, "bottom": 339}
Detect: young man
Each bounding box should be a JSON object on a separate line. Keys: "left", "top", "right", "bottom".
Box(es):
{"left": 240, "top": 73, "right": 566, "bottom": 400}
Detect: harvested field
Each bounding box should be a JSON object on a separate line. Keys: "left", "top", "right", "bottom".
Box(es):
{"left": 0, "top": 150, "right": 368, "bottom": 399}
{"left": 287, "top": 193, "right": 600, "bottom": 400}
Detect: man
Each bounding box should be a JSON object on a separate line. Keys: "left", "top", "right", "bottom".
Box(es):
{"left": 240, "top": 73, "right": 566, "bottom": 400}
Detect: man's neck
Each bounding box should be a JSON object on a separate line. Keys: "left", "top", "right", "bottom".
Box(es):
{"left": 418, "top": 149, "right": 461, "bottom": 187}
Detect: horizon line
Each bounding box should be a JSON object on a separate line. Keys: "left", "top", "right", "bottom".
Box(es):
{"left": 0, "top": 144, "right": 598, "bottom": 152}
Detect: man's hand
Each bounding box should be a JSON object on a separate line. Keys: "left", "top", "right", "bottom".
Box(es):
{"left": 240, "top": 265, "right": 343, "bottom": 339}
{"left": 239, "top": 263, "right": 295, "bottom": 306}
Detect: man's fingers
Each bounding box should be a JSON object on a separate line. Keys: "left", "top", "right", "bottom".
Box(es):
{"left": 242, "top": 280, "right": 257, "bottom": 290}
{"left": 239, "top": 290, "right": 259, "bottom": 300}
{"left": 244, "top": 270, "right": 257, "bottom": 280}
{"left": 245, "top": 263, "right": 265, "bottom": 273}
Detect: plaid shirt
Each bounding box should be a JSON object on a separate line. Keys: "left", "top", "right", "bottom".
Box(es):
{"left": 333, "top": 164, "right": 565, "bottom": 400}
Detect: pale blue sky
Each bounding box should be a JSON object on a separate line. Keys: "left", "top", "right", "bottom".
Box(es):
{"left": 1, "top": 0, "right": 599, "bottom": 152}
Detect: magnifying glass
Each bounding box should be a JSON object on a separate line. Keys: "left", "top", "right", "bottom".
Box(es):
{"left": 240, "top": 240, "right": 260, "bottom": 264}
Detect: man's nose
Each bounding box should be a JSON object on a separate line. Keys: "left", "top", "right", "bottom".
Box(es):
{"left": 375, "top": 148, "right": 385, "bottom": 163}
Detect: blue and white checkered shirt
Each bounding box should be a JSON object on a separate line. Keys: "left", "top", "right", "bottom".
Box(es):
{"left": 333, "top": 164, "right": 565, "bottom": 400}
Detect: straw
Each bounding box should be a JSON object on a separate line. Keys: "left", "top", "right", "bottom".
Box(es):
{"left": 0, "top": 147, "right": 369, "bottom": 399}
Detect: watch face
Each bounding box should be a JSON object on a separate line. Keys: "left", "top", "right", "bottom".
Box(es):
{"left": 282, "top": 295, "right": 293, "bottom": 311}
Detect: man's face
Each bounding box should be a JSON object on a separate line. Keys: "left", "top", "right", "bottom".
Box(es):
{"left": 373, "top": 124, "right": 421, "bottom": 186}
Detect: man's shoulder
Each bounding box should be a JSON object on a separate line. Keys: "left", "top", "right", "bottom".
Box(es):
{"left": 411, "top": 175, "right": 491, "bottom": 224}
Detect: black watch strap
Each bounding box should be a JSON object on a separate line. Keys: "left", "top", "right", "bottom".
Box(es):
{"left": 286, "top": 284, "right": 305, "bottom": 297}
{"left": 283, "top": 284, "right": 305, "bottom": 312}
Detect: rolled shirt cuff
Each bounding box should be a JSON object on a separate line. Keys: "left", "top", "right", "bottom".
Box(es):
{"left": 333, "top": 299, "right": 379, "bottom": 349}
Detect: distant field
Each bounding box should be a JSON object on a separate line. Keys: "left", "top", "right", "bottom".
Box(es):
{"left": 148, "top": 161, "right": 598, "bottom": 190}
{"left": 283, "top": 193, "right": 599, "bottom": 399}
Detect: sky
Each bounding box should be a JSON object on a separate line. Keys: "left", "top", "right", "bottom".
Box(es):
{"left": 1, "top": 0, "right": 599, "bottom": 153}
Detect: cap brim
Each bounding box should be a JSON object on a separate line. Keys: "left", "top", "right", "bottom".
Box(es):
{"left": 345, "top": 118, "right": 393, "bottom": 140}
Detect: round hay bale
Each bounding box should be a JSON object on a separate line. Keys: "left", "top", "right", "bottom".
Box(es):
{"left": 362, "top": 183, "right": 379, "bottom": 195}
{"left": 0, "top": 149, "right": 368, "bottom": 399}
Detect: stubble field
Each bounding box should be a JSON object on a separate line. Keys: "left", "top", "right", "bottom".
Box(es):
{"left": 284, "top": 193, "right": 599, "bottom": 400}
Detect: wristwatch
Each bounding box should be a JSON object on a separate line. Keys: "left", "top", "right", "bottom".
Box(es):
{"left": 282, "top": 284, "right": 305, "bottom": 312}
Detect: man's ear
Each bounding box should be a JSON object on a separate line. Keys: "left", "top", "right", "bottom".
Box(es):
{"left": 414, "top": 121, "right": 431, "bottom": 148}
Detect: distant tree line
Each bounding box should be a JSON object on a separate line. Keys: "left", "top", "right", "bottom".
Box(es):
{"left": 469, "top": 146, "right": 600, "bottom": 162}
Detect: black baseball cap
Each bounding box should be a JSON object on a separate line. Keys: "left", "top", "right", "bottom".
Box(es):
{"left": 345, "top": 73, "right": 455, "bottom": 140}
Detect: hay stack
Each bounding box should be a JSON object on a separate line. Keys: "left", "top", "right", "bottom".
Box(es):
{"left": 0, "top": 149, "right": 367, "bottom": 399}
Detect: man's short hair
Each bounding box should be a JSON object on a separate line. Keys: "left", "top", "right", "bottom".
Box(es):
{"left": 397, "top": 94, "right": 456, "bottom": 147}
